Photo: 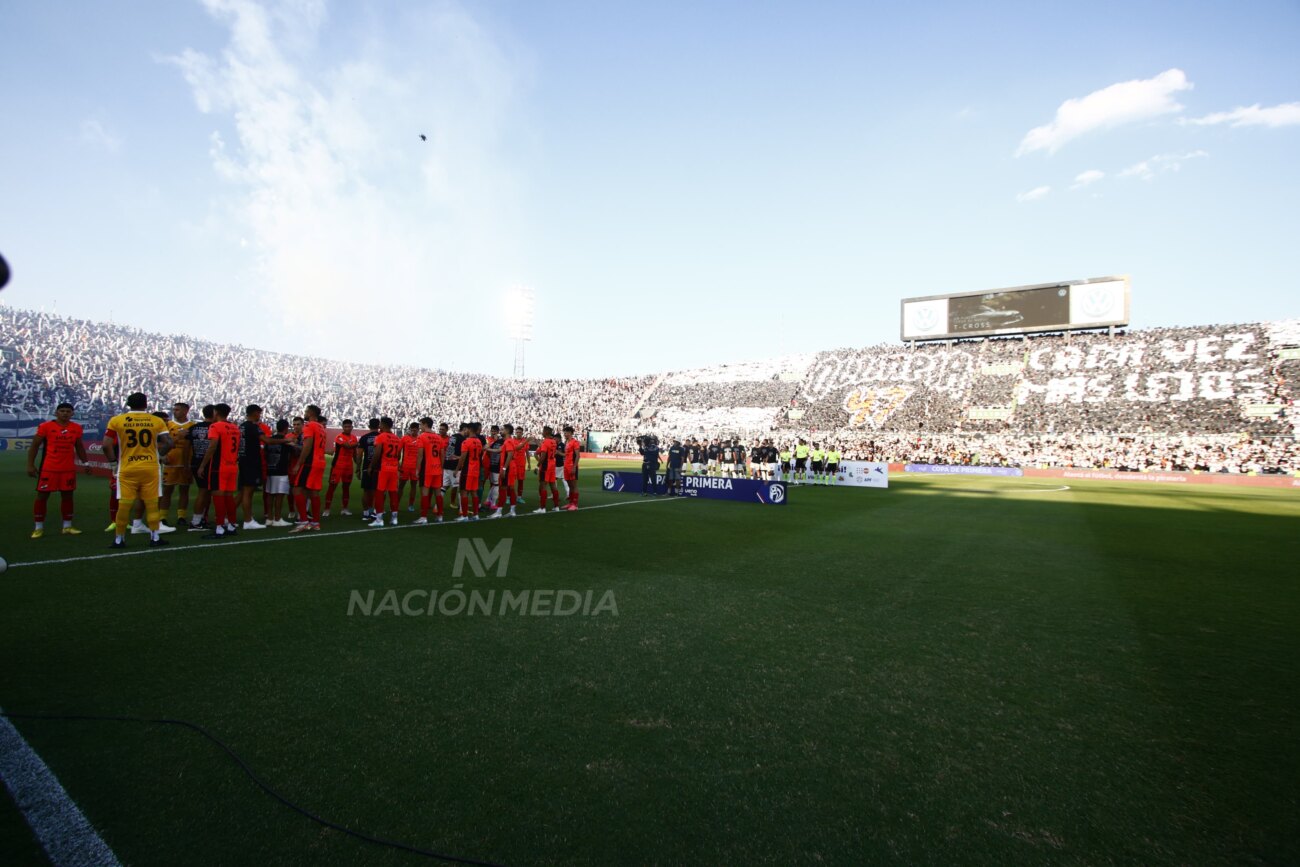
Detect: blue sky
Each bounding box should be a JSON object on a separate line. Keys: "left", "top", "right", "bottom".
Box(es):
{"left": 1, "top": 0, "right": 1297, "bottom": 377}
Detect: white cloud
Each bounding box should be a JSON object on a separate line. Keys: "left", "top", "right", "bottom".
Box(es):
{"left": 1016, "top": 69, "right": 1192, "bottom": 156}
{"left": 1070, "top": 169, "right": 1105, "bottom": 190}
{"left": 79, "top": 117, "right": 122, "bottom": 153}
{"left": 165, "top": 0, "right": 525, "bottom": 351}
{"left": 1117, "top": 150, "right": 1208, "bottom": 181}
{"left": 1184, "top": 102, "right": 1300, "bottom": 128}
{"left": 1016, "top": 185, "right": 1051, "bottom": 203}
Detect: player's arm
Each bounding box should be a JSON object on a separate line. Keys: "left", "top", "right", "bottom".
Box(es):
{"left": 294, "top": 433, "right": 315, "bottom": 472}
{"left": 26, "top": 429, "right": 45, "bottom": 477}
{"left": 366, "top": 442, "right": 381, "bottom": 475}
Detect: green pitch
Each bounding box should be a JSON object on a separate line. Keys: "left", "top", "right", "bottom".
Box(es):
{"left": 1, "top": 454, "right": 1298, "bottom": 866}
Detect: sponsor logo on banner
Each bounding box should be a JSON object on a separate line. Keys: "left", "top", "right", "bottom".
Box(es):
{"left": 835, "top": 461, "right": 890, "bottom": 488}
{"left": 843, "top": 386, "right": 911, "bottom": 428}
{"left": 0, "top": 437, "right": 32, "bottom": 452}
{"left": 904, "top": 463, "right": 1024, "bottom": 477}
{"left": 604, "top": 471, "right": 787, "bottom": 505}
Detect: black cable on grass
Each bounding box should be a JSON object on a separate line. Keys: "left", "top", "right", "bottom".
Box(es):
{"left": 0, "top": 711, "right": 508, "bottom": 867}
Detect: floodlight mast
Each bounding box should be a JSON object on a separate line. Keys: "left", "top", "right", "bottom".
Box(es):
{"left": 507, "top": 287, "right": 535, "bottom": 379}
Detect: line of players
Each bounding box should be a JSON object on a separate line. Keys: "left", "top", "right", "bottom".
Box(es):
{"left": 27, "top": 393, "right": 588, "bottom": 547}
{"left": 644, "top": 437, "right": 844, "bottom": 486}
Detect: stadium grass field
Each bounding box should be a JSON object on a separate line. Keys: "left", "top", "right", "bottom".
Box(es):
{"left": 1, "top": 452, "right": 1298, "bottom": 866}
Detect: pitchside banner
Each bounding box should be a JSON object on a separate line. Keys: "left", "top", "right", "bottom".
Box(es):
{"left": 602, "top": 471, "right": 787, "bottom": 505}
{"left": 835, "top": 460, "right": 890, "bottom": 488}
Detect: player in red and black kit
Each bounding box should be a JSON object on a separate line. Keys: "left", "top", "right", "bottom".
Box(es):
{"left": 398, "top": 422, "right": 422, "bottom": 513}
{"left": 324, "top": 419, "right": 358, "bottom": 516}
{"left": 28, "top": 402, "right": 88, "bottom": 538}
{"left": 563, "top": 425, "right": 582, "bottom": 511}
{"left": 290, "top": 404, "right": 327, "bottom": 532}
{"left": 533, "top": 425, "right": 561, "bottom": 513}
{"left": 367, "top": 417, "right": 403, "bottom": 526}
{"left": 196, "top": 403, "right": 241, "bottom": 539}
{"left": 414, "top": 417, "right": 447, "bottom": 524}
{"left": 456, "top": 423, "right": 484, "bottom": 521}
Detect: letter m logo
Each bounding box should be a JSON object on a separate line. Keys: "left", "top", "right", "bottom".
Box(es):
{"left": 453, "top": 538, "right": 512, "bottom": 578}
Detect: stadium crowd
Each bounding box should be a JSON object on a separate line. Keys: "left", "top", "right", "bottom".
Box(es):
{"left": 2, "top": 306, "right": 1297, "bottom": 474}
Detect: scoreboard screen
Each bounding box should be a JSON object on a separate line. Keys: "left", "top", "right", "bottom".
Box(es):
{"left": 901, "top": 277, "right": 1129, "bottom": 341}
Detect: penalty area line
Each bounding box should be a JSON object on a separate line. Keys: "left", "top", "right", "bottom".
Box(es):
{"left": 7, "top": 496, "right": 686, "bottom": 570}
{"left": 0, "top": 708, "right": 122, "bottom": 867}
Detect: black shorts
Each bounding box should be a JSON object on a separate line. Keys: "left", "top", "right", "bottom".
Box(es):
{"left": 826, "top": 463, "right": 839, "bottom": 474}
{"left": 794, "top": 457, "right": 807, "bottom": 470}
{"left": 811, "top": 461, "right": 823, "bottom": 473}
{"left": 781, "top": 462, "right": 791, "bottom": 473}
{"left": 239, "top": 464, "right": 264, "bottom": 489}
{"left": 193, "top": 463, "right": 214, "bottom": 491}
{"left": 360, "top": 470, "right": 378, "bottom": 492}
{"left": 293, "top": 463, "right": 312, "bottom": 489}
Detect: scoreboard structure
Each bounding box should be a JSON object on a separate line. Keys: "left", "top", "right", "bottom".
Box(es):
{"left": 900, "top": 276, "right": 1130, "bottom": 341}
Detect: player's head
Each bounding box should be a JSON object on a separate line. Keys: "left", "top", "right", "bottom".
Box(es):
{"left": 342, "top": 419, "right": 353, "bottom": 433}
{"left": 305, "top": 404, "right": 321, "bottom": 421}
{"left": 368, "top": 418, "right": 380, "bottom": 432}
{"left": 563, "top": 425, "right": 574, "bottom": 437}
{"left": 126, "top": 392, "right": 148, "bottom": 410}
{"left": 542, "top": 425, "right": 553, "bottom": 436}
{"left": 407, "top": 422, "right": 419, "bottom": 434}
{"left": 379, "top": 416, "right": 393, "bottom": 431}
{"left": 55, "top": 402, "right": 74, "bottom": 422}
{"left": 470, "top": 422, "right": 482, "bottom": 435}
{"left": 504, "top": 423, "right": 514, "bottom": 434}
{"left": 173, "top": 402, "right": 190, "bottom": 421}
{"left": 419, "top": 416, "right": 433, "bottom": 431}
{"left": 459, "top": 422, "right": 470, "bottom": 434}
{"left": 214, "top": 403, "right": 231, "bottom": 420}
{"left": 276, "top": 419, "right": 289, "bottom": 433}
{"left": 439, "top": 422, "right": 449, "bottom": 434}
{"left": 202, "top": 404, "right": 215, "bottom": 420}
{"left": 293, "top": 416, "right": 304, "bottom": 433}
{"left": 245, "top": 404, "right": 262, "bottom": 421}
{"left": 152, "top": 411, "right": 168, "bottom": 421}
{"left": 490, "top": 424, "right": 500, "bottom": 435}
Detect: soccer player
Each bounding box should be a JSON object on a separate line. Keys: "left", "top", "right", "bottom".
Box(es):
{"left": 562, "top": 425, "right": 582, "bottom": 510}
{"left": 195, "top": 403, "right": 241, "bottom": 539}
{"left": 105, "top": 392, "right": 173, "bottom": 548}
{"left": 289, "top": 405, "right": 327, "bottom": 532}
{"left": 355, "top": 418, "right": 380, "bottom": 520}
{"left": 160, "top": 402, "right": 195, "bottom": 527}
{"left": 237, "top": 404, "right": 270, "bottom": 529}
{"left": 765, "top": 440, "right": 780, "bottom": 481}
{"left": 414, "top": 416, "right": 447, "bottom": 524}
{"left": 810, "top": 442, "right": 825, "bottom": 485}
{"left": 706, "top": 439, "right": 720, "bottom": 476}
{"left": 28, "top": 402, "right": 88, "bottom": 538}
{"left": 484, "top": 424, "right": 505, "bottom": 516}
{"left": 368, "top": 417, "right": 402, "bottom": 526}
{"left": 510, "top": 425, "right": 529, "bottom": 505}
{"left": 187, "top": 405, "right": 216, "bottom": 531}
{"left": 779, "top": 444, "right": 792, "bottom": 482}
{"left": 534, "top": 425, "right": 560, "bottom": 512}
{"left": 264, "top": 419, "right": 294, "bottom": 525}
{"left": 733, "top": 439, "right": 747, "bottom": 479}
{"left": 398, "top": 422, "right": 422, "bottom": 513}
{"left": 455, "top": 423, "right": 485, "bottom": 521}
{"left": 664, "top": 437, "right": 686, "bottom": 498}
{"left": 323, "top": 419, "right": 358, "bottom": 516}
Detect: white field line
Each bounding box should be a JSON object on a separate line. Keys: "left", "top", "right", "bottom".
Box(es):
{"left": 8, "top": 496, "right": 685, "bottom": 570}
{"left": 0, "top": 709, "right": 122, "bottom": 867}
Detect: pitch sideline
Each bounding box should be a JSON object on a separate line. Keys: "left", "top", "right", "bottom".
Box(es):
{"left": 7, "top": 495, "right": 686, "bottom": 570}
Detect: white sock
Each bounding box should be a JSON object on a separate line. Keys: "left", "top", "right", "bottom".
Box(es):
{"left": 34, "top": 521, "right": 44, "bottom": 530}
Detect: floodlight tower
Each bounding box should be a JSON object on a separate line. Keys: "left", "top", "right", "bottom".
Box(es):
{"left": 506, "top": 286, "right": 535, "bottom": 379}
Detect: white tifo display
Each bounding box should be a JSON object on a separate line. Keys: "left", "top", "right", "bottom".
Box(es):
{"left": 834, "top": 461, "right": 890, "bottom": 488}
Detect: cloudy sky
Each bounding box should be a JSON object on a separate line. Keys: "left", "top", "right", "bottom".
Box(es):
{"left": 1, "top": 0, "right": 1297, "bottom": 377}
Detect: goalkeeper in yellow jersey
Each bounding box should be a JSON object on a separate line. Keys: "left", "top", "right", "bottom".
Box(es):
{"left": 103, "top": 392, "right": 173, "bottom": 549}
